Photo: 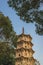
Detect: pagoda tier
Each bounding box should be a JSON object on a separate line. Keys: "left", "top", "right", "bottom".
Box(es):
{"left": 15, "top": 57, "right": 35, "bottom": 65}
{"left": 16, "top": 40, "right": 33, "bottom": 50}
{"left": 15, "top": 45, "right": 34, "bottom": 58}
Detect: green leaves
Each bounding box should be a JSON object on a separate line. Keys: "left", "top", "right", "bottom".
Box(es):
{"left": 35, "top": 24, "right": 43, "bottom": 35}
{"left": 8, "top": 0, "right": 43, "bottom": 35}
{"left": 0, "top": 13, "right": 13, "bottom": 39}
{"left": 0, "top": 12, "right": 18, "bottom": 47}
{"left": 0, "top": 42, "right": 15, "bottom": 65}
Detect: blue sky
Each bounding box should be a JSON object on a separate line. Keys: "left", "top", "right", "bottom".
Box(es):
{"left": 0, "top": 0, "right": 43, "bottom": 65}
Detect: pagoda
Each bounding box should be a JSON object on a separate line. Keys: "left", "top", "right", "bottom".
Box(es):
{"left": 15, "top": 28, "right": 35, "bottom": 65}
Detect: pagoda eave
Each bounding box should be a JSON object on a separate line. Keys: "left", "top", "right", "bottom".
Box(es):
{"left": 15, "top": 56, "right": 35, "bottom": 61}
{"left": 17, "top": 33, "right": 32, "bottom": 40}
{"left": 17, "top": 40, "right": 33, "bottom": 46}
{"left": 15, "top": 48, "right": 35, "bottom": 53}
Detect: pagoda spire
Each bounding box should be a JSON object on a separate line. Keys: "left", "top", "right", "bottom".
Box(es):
{"left": 22, "top": 27, "right": 24, "bottom": 34}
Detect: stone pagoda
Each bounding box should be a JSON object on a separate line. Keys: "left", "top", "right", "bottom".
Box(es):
{"left": 15, "top": 28, "right": 35, "bottom": 65}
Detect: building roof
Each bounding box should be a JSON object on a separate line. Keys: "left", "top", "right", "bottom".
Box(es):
{"left": 17, "top": 33, "right": 32, "bottom": 40}
{"left": 17, "top": 40, "right": 33, "bottom": 46}
{"left": 15, "top": 48, "right": 35, "bottom": 53}
{"left": 15, "top": 56, "right": 35, "bottom": 61}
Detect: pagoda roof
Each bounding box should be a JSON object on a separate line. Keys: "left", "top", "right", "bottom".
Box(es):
{"left": 17, "top": 40, "right": 33, "bottom": 46}
{"left": 15, "top": 56, "right": 35, "bottom": 61}
{"left": 15, "top": 48, "right": 35, "bottom": 53}
{"left": 17, "top": 33, "right": 32, "bottom": 40}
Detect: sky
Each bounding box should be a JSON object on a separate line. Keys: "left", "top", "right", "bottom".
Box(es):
{"left": 0, "top": 0, "right": 43, "bottom": 65}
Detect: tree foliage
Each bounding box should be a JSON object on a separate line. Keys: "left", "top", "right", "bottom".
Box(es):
{"left": 0, "top": 12, "right": 13, "bottom": 39}
{"left": 0, "top": 42, "right": 15, "bottom": 65}
{"left": 0, "top": 13, "right": 18, "bottom": 65}
{"left": 0, "top": 12, "right": 17, "bottom": 47}
{"left": 8, "top": 0, "right": 43, "bottom": 35}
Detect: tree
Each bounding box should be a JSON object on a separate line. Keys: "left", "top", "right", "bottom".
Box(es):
{"left": 0, "top": 12, "right": 18, "bottom": 65}
{"left": 8, "top": 0, "right": 43, "bottom": 35}
{"left": 0, "top": 12, "right": 13, "bottom": 39}
{"left": 0, "top": 12, "right": 17, "bottom": 47}
{"left": 0, "top": 42, "right": 15, "bottom": 65}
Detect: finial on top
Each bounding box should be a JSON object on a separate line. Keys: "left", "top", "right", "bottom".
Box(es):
{"left": 22, "top": 27, "right": 24, "bottom": 34}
